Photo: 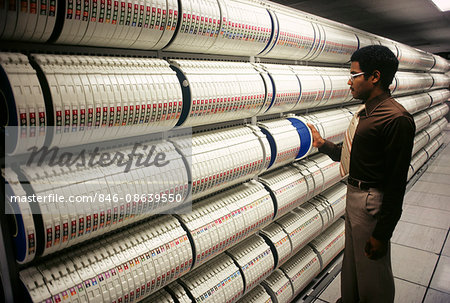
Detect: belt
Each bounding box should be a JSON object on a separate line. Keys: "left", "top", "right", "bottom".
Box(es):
{"left": 347, "top": 176, "right": 381, "bottom": 190}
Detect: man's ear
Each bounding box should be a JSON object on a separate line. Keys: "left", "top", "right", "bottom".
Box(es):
{"left": 371, "top": 70, "right": 381, "bottom": 85}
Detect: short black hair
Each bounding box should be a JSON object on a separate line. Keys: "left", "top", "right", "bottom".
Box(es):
{"left": 351, "top": 45, "right": 399, "bottom": 91}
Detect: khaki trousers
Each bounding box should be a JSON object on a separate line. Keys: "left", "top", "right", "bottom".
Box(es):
{"left": 341, "top": 184, "right": 395, "bottom": 303}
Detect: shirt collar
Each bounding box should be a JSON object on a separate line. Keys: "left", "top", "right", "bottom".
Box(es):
{"left": 363, "top": 91, "right": 392, "bottom": 116}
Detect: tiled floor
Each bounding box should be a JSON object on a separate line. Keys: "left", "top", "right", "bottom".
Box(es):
{"left": 312, "top": 125, "right": 450, "bottom": 303}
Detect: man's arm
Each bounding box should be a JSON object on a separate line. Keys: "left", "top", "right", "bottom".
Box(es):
{"left": 307, "top": 123, "right": 342, "bottom": 161}
{"left": 367, "top": 115, "right": 415, "bottom": 259}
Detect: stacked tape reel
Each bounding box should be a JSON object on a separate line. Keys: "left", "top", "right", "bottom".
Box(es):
{"left": 12, "top": 138, "right": 189, "bottom": 262}
{"left": 20, "top": 215, "right": 193, "bottom": 303}
{"left": 286, "top": 116, "right": 313, "bottom": 160}
{"left": 424, "top": 118, "right": 447, "bottom": 145}
{"left": 260, "top": 7, "right": 358, "bottom": 64}
{"left": 259, "top": 9, "right": 316, "bottom": 60}
{"left": 304, "top": 199, "right": 333, "bottom": 232}
{"left": 312, "top": 67, "right": 353, "bottom": 107}
{"left": 406, "top": 103, "right": 449, "bottom": 135}
{"left": 318, "top": 182, "right": 347, "bottom": 219}
{"left": 9, "top": 100, "right": 446, "bottom": 266}
{"left": 423, "top": 135, "right": 442, "bottom": 159}
{"left": 258, "top": 118, "right": 310, "bottom": 171}
{"left": 285, "top": 181, "right": 345, "bottom": 255}
{"left": 275, "top": 204, "right": 323, "bottom": 257}
{"left": 407, "top": 104, "right": 449, "bottom": 180}
{"left": 142, "top": 288, "right": 175, "bottom": 303}
{"left": 258, "top": 152, "right": 341, "bottom": 220}
{"left": 3, "top": 52, "right": 446, "bottom": 159}
{"left": 1, "top": 0, "right": 58, "bottom": 42}
{"left": 293, "top": 158, "right": 326, "bottom": 200}
{"left": 165, "top": 282, "right": 192, "bottom": 303}
{"left": 414, "top": 111, "right": 432, "bottom": 133}
{"left": 429, "top": 89, "right": 450, "bottom": 107}
{"left": 186, "top": 126, "right": 270, "bottom": 200}
{"left": 227, "top": 234, "right": 275, "bottom": 292}
{"left": 309, "top": 24, "right": 358, "bottom": 64}
{"left": 270, "top": 217, "right": 345, "bottom": 301}
{"left": 397, "top": 93, "right": 433, "bottom": 115}
{"left": 309, "top": 218, "right": 345, "bottom": 269}
{"left": 427, "top": 104, "right": 449, "bottom": 125}
{"left": 396, "top": 45, "right": 436, "bottom": 72}
{"left": 177, "top": 180, "right": 274, "bottom": 268}
{"left": 260, "top": 269, "right": 293, "bottom": 303}
{"left": 392, "top": 71, "right": 433, "bottom": 96}
{"left": 164, "top": 0, "right": 221, "bottom": 53}
{"left": 15, "top": 164, "right": 348, "bottom": 301}
{"left": 178, "top": 254, "right": 244, "bottom": 303}
{"left": 1, "top": 53, "right": 47, "bottom": 155}
{"left": 431, "top": 55, "right": 450, "bottom": 73}
{"left": 257, "top": 64, "right": 301, "bottom": 114}
{"left": 164, "top": 0, "right": 273, "bottom": 56}
{"left": 412, "top": 129, "right": 431, "bottom": 157}
{"left": 55, "top": 0, "right": 178, "bottom": 49}
{"left": 2, "top": 1, "right": 450, "bottom": 302}
{"left": 408, "top": 120, "right": 448, "bottom": 181}
{"left": 13, "top": 151, "right": 350, "bottom": 302}
{"left": 5, "top": 69, "right": 448, "bottom": 302}
{"left": 307, "top": 154, "right": 343, "bottom": 193}
{"left": 240, "top": 214, "right": 346, "bottom": 302}
{"left": 300, "top": 107, "right": 353, "bottom": 155}
{"left": 259, "top": 223, "right": 292, "bottom": 269}
{"left": 31, "top": 54, "right": 183, "bottom": 148}
{"left": 13, "top": 148, "right": 352, "bottom": 301}
{"left": 210, "top": 0, "right": 272, "bottom": 56}
{"left": 279, "top": 245, "right": 321, "bottom": 298}
{"left": 170, "top": 60, "right": 268, "bottom": 127}
{"left": 5, "top": 169, "right": 37, "bottom": 264}
{"left": 237, "top": 284, "right": 273, "bottom": 303}
{"left": 290, "top": 66, "right": 326, "bottom": 111}
{"left": 259, "top": 166, "right": 309, "bottom": 219}
{"left": 2, "top": 1, "right": 450, "bottom": 73}
{"left": 408, "top": 149, "right": 429, "bottom": 181}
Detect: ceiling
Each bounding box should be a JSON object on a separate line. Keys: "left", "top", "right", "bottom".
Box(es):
{"left": 269, "top": 0, "right": 450, "bottom": 58}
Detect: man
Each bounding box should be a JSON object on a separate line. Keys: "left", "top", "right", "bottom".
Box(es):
{"left": 308, "top": 45, "right": 416, "bottom": 303}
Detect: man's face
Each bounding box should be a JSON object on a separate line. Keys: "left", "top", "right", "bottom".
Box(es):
{"left": 348, "top": 61, "right": 372, "bottom": 101}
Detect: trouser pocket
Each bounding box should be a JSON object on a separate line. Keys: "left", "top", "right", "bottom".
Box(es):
{"left": 365, "top": 188, "right": 383, "bottom": 217}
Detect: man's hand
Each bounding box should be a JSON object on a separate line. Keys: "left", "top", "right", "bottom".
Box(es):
{"left": 307, "top": 123, "right": 325, "bottom": 148}
{"left": 365, "top": 236, "right": 388, "bottom": 260}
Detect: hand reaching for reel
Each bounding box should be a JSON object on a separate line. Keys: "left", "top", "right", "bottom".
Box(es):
{"left": 307, "top": 123, "right": 325, "bottom": 148}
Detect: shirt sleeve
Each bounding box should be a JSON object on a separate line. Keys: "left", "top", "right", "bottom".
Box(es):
{"left": 372, "top": 115, "right": 416, "bottom": 242}
{"left": 318, "top": 140, "right": 342, "bottom": 162}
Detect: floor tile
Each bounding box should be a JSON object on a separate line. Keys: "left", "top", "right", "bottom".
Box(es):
{"left": 425, "top": 164, "right": 450, "bottom": 175}
{"left": 442, "top": 236, "right": 450, "bottom": 257}
{"left": 394, "top": 278, "right": 426, "bottom": 303}
{"left": 399, "top": 205, "right": 450, "bottom": 229}
{"left": 430, "top": 255, "right": 450, "bottom": 293}
{"left": 423, "top": 289, "right": 450, "bottom": 303}
{"left": 313, "top": 138, "right": 450, "bottom": 303}
{"left": 426, "top": 150, "right": 450, "bottom": 170}
{"left": 403, "top": 190, "right": 450, "bottom": 212}
{"left": 391, "top": 243, "right": 439, "bottom": 286}
{"left": 410, "top": 180, "right": 450, "bottom": 197}
{"left": 392, "top": 221, "right": 447, "bottom": 253}
{"left": 419, "top": 172, "right": 450, "bottom": 184}
{"left": 318, "top": 273, "right": 340, "bottom": 303}
{"left": 430, "top": 146, "right": 450, "bottom": 158}
{"left": 429, "top": 156, "right": 450, "bottom": 166}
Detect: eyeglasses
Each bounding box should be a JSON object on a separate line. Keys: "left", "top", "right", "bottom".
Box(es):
{"left": 348, "top": 72, "right": 365, "bottom": 82}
